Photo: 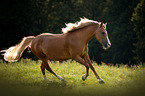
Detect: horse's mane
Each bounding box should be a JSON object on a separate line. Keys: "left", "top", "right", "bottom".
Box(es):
{"left": 62, "top": 17, "right": 99, "bottom": 33}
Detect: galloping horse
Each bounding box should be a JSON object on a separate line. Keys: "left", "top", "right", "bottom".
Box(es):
{"left": 2, "top": 18, "right": 111, "bottom": 83}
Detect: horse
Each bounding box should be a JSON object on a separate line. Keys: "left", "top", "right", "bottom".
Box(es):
{"left": 1, "top": 17, "right": 111, "bottom": 83}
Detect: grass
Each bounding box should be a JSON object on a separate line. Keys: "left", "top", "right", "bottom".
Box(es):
{"left": 0, "top": 59, "right": 145, "bottom": 96}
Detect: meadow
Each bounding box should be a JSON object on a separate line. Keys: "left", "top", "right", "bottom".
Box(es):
{"left": 0, "top": 59, "right": 145, "bottom": 96}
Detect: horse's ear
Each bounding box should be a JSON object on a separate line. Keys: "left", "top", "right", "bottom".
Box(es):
{"left": 100, "top": 21, "right": 103, "bottom": 27}
{"left": 105, "top": 22, "right": 107, "bottom": 25}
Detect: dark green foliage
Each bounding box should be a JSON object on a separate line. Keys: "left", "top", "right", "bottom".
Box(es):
{"left": 100, "top": 0, "right": 138, "bottom": 65}
{"left": 131, "top": 0, "right": 145, "bottom": 63}
{"left": 0, "top": 0, "right": 143, "bottom": 64}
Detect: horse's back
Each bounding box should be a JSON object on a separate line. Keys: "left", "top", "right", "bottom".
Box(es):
{"left": 31, "top": 33, "right": 70, "bottom": 60}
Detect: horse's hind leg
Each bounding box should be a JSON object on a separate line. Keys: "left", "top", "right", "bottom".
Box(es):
{"left": 42, "top": 59, "right": 66, "bottom": 81}
{"left": 40, "top": 63, "right": 47, "bottom": 80}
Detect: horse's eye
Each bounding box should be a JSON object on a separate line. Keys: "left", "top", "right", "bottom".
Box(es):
{"left": 101, "top": 32, "right": 105, "bottom": 35}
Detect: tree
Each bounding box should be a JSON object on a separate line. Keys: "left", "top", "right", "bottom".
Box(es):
{"left": 97, "top": 0, "right": 138, "bottom": 65}
{"left": 0, "top": 0, "right": 49, "bottom": 60}
{"left": 131, "top": 0, "right": 145, "bottom": 64}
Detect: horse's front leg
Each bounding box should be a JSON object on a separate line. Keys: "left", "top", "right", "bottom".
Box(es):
{"left": 83, "top": 54, "right": 105, "bottom": 83}
{"left": 73, "top": 56, "right": 90, "bottom": 81}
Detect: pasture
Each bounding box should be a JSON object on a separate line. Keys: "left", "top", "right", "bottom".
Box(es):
{"left": 0, "top": 59, "right": 145, "bottom": 96}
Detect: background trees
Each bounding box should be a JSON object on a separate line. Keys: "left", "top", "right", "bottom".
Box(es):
{"left": 131, "top": 0, "right": 145, "bottom": 64}
{"left": 0, "top": 0, "right": 144, "bottom": 65}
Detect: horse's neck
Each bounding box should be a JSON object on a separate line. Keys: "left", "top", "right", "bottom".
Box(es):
{"left": 77, "top": 25, "right": 97, "bottom": 44}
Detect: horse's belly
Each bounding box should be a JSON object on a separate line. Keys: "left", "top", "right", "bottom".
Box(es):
{"left": 47, "top": 53, "right": 70, "bottom": 61}
{"left": 49, "top": 57, "right": 70, "bottom": 61}
{"left": 44, "top": 47, "right": 71, "bottom": 61}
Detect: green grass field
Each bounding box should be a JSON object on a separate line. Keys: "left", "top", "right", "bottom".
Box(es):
{"left": 0, "top": 59, "right": 145, "bottom": 96}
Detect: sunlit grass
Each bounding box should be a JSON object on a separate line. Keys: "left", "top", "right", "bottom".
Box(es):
{"left": 0, "top": 59, "right": 145, "bottom": 96}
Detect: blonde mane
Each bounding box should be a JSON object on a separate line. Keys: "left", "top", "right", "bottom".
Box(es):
{"left": 62, "top": 17, "right": 99, "bottom": 33}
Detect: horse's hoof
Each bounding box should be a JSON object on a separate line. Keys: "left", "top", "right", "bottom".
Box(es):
{"left": 61, "top": 79, "right": 66, "bottom": 82}
{"left": 99, "top": 79, "right": 105, "bottom": 84}
{"left": 82, "top": 75, "right": 86, "bottom": 81}
{"left": 82, "top": 77, "right": 85, "bottom": 81}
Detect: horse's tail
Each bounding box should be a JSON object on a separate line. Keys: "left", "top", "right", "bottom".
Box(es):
{"left": 1, "top": 36, "right": 35, "bottom": 62}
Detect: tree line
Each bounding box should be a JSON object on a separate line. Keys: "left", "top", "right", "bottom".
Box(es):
{"left": 0, "top": 0, "right": 144, "bottom": 65}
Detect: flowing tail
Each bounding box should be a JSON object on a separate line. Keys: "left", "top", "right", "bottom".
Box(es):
{"left": 1, "top": 36, "right": 35, "bottom": 62}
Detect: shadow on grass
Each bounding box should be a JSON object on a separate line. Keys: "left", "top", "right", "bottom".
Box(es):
{"left": 1, "top": 77, "right": 145, "bottom": 96}
{"left": 0, "top": 78, "right": 74, "bottom": 96}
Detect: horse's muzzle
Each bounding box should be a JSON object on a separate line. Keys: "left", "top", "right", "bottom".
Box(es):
{"left": 102, "top": 40, "right": 111, "bottom": 50}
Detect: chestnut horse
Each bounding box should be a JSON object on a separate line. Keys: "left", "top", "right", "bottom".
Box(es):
{"left": 1, "top": 18, "right": 111, "bottom": 83}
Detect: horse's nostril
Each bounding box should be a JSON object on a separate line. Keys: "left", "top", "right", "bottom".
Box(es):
{"left": 108, "top": 43, "right": 111, "bottom": 47}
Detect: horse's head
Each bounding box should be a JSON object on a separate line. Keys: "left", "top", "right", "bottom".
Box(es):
{"left": 95, "top": 22, "right": 111, "bottom": 50}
